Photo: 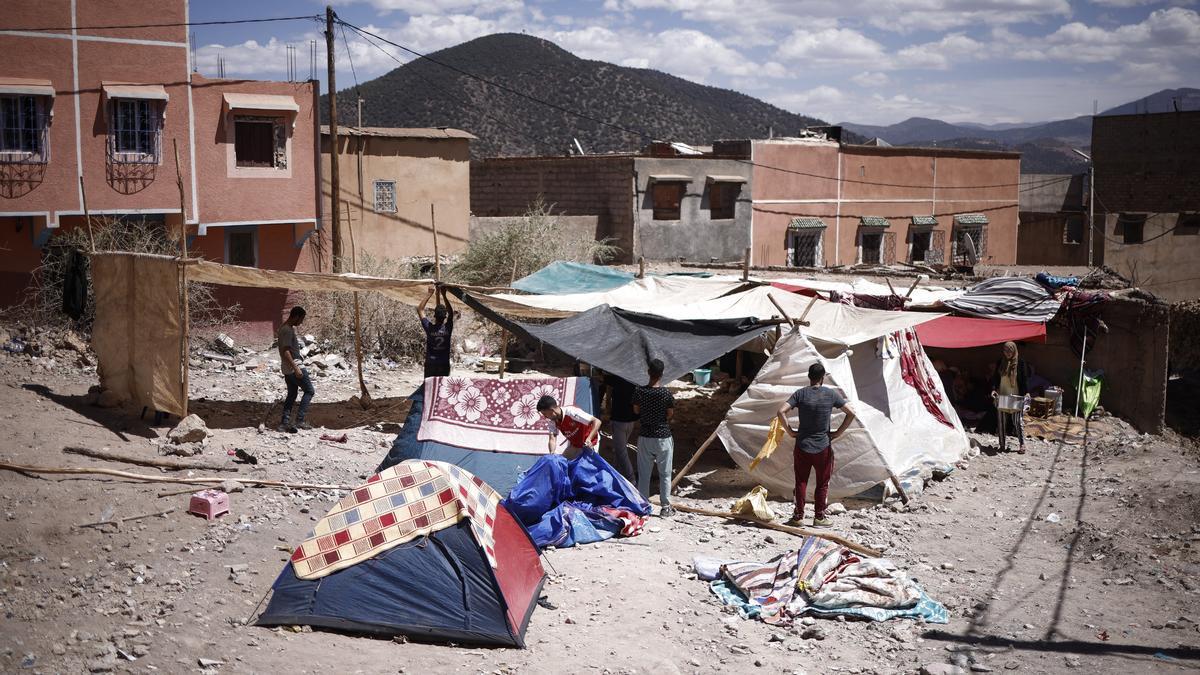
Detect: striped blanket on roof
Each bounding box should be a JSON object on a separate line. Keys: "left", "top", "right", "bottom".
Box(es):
{"left": 721, "top": 536, "right": 852, "bottom": 625}
{"left": 942, "top": 277, "right": 1063, "bottom": 322}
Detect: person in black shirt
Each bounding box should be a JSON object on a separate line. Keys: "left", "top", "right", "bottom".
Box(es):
{"left": 604, "top": 373, "right": 638, "bottom": 480}
{"left": 633, "top": 358, "right": 675, "bottom": 517}
{"left": 417, "top": 285, "right": 454, "bottom": 379}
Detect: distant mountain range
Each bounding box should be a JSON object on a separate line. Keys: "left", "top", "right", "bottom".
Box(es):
{"left": 840, "top": 88, "right": 1200, "bottom": 172}
{"left": 325, "top": 36, "right": 1196, "bottom": 174}
{"left": 329, "top": 33, "right": 831, "bottom": 158}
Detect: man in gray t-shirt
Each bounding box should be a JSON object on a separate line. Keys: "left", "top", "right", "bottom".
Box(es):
{"left": 777, "top": 362, "right": 856, "bottom": 527}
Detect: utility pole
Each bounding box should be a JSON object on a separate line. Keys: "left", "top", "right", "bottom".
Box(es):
{"left": 325, "top": 5, "right": 342, "bottom": 272}
{"left": 1088, "top": 160, "right": 1095, "bottom": 269}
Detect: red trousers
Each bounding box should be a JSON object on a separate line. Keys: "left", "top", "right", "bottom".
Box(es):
{"left": 794, "top": 446, "right": 834, "bottom": 519}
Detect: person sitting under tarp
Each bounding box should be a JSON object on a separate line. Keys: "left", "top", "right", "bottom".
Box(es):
{"left": 538, "top": 394, "right": 601, "bottom": 460}
{"left": 504, "top": 445, "right": 651, "bottom": 549}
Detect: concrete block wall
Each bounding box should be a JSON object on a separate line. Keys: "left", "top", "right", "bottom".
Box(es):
{"left": 470, "top": 156, "right": 636, "bottom": 261}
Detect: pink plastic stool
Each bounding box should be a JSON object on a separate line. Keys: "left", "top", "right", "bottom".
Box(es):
{"left": 188, "top": 489, "right": 230, "bottom": 521}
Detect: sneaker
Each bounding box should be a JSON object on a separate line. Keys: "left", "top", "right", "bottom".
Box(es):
{"left": 783, "top": 516, "right": 804, "bottom": 528}
{"left": 277, "top": 424, "right": 298, "bottom": 434}
{"left": 812, "top": 517, "right": 832, "bottom": 527}
{"left": 295, "top": 421, "right": 314, "bottom": 431}
{"left": 659, "top": 505, "right": 675, "bottom": 518}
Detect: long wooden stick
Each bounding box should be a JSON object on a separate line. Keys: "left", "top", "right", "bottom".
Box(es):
{"left": 498, "top": 258, "right": 518, "bottom": 380}
{"left": 345, "top": 203, "right": 370, "bottom": 409}
{"left": 77, "top": 508, "right": 176, "bottom": 529}
{"left": 430, "top": 203, "right": 441, "bottom": 281}
{"left": 797, "top": 295, "right": 818, "bottom": 324}
{"left": 79, "top": 176, "right": 97, "bottom": 253}
{"left": 670, "top": 426, "right": 722, "bottom": 493}
{"left": 767, "top": 293, "right": 795, "bottom": 324}
{"left": 668, "top": 501, "right": 881, "bottom": 558}
{"left": 0, "top": 462, "right": 353, "bottom": 491}
{"left": 904, "top": 277, "right": 922, "bottom": 298}
{"left": 179, "top": 259, "right": 190, "bottom": 419}
{"left": 63, "top": 446, "right": 237, "bottom": 472}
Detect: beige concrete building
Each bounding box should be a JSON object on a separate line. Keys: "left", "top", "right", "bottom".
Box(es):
{"left": 321, "top": 126, "right": 474, "bottom": 264}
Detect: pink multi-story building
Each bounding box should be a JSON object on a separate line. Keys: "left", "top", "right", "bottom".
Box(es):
{"left": 0, "top": 0, "right": 322, "bottom": 335}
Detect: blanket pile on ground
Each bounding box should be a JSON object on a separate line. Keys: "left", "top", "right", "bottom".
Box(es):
{"left": 504, "top": 448, "right": 650, "bottom": 548}
{"left": 700, "top": 537, "right": 948, "bottom": 624}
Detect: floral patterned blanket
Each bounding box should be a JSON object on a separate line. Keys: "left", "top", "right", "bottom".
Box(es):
{"left": 416, "top": 376, "right": 582, "bottom": 454}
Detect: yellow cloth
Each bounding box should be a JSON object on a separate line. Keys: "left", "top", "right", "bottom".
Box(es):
{"left": 731, "top": 485, "right": 777, "bottom": 521}
{"left": 998, "top": 369, "right": 1018, "bottom": 396}
{"left": 749, "top": 417, "right": 786, "bottom": 471}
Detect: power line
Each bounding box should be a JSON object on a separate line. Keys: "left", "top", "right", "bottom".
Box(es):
{"left": 1, "top": 15, "right": 322, "bottom": 32}
{"left": 335, "top": 18, "right": 1086, "bottom": 193}
{"left": 339, "top": 22, "right": 361, "bottom": 99}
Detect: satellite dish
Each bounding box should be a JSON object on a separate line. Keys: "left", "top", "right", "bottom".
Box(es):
{"left": 963, "top": 233, "right": 979, "bottom": 266}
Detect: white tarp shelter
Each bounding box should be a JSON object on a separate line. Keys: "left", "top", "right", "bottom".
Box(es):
{"left": 717, "top": 329, "right": 969, "bottom": 501}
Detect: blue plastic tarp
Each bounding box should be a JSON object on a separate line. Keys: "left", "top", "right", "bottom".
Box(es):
{"left": 512, "top": 262, "right": 634, "bottom": 295}
{"left": 504, "top": 448, "right": 651, "bottom": 549}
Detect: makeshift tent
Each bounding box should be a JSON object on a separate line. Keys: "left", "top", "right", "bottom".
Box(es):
{"left": 717, "top": 329, "right": 968, "bottom": 500}
{"left": 259, "top": 460, "right": 544, "bottom": 647}
{"left": 505, "top": 448, "right": 652, "bottom": 548}
{"left": 378, "top": 376, "right": 595, "bottom": 495}
{"left": 644, "top": 285, "right": 943, "bottom": 348}
{"left": 457, "top": 293, "right": 774, "bottom": 385}
{"left": 769, "top": 278, "right": 963, "bottom": 311}
{"left": 915, "top": 316, "right": 1047, "bottom": 349}
{"left": 478, "top": 275, "right": 754, "bottom": 319}
{"left": 941, "top": 276, "right": 1063, "bottom": 322}
{"left": 512, "top": 261, "right": 715, "bottom": 295}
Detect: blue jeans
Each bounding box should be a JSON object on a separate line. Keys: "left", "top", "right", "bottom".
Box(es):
{"left": 637, "top": 435, "right": 674, "bottom": 507}
{"left": 282, "top": 368, "right": 314, "bottom": 425}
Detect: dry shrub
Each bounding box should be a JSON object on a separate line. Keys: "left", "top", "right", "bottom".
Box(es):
{"left": 303, "top": 254, "right": 429, "bottom": 362}
{"left": 448, "top": 196, "right": 620, "bottom": 288}
{"left": 3, "top": 216, "right": 239, "bottom": 335}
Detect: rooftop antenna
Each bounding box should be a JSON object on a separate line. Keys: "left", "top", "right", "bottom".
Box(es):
{"left": 310, "top": 40, "right": 317, "bottom": 81}
{"left": 217, "top": 53, "right": 226, "bottom": 78}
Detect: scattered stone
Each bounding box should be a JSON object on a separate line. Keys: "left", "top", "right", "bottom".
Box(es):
{"left": 730, "top": 644, "right": 752, "bottom": 655}
{"left": 198, "top": 657, "right": 225, "bottom": 668}
{"left": 169, "top": 414, "right": 210, "bottom": 445}
{"left": 1045, "top": 513, "right": 1061, "bottom": 524}
{"left": 800, "top": 626, "right": 826, "bottom": 641}
{"left": 52, "top": 644, "right": 66, "bottom": 656}
{"left": 1064, "top": 656, "right": 1081, "bottom": 668}
{"left": 826, "top": 503, "right": 847, "bottom": 515}
{"left": 941, "top": 563, "right": 956, "bottom": 571}
{"left": 970, "top": 665, "right": 993, "bottom": 673}
{"left": 220, "top": 480, "right": 245, "bottom": 494}
{"left": 160, "top": 441, "right": 204, "bottom": 457}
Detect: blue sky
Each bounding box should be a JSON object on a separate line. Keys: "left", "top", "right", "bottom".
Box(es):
{"left": 190, "top": 0, "right": 1199, "bottom": 126}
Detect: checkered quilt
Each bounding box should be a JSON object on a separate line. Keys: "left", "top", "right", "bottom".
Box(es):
{"left": 417, "top": 376, "right": 581, "bottom": 454}
{"left": 290, "top": 460, "right": 501, "bottom": 580}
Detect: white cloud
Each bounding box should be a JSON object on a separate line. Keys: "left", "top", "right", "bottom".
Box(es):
{"left": 894, "top": 33, "right": 987, "bottom": 69}
{"left": 776, "top": 26, "right": 887, "bottom": 65}
{"left": 334, "top": 0, "right": 524, "bottom": 15}
{"left": 547, "top": 26, "right": 781, "bottom": 82}
{"left": 851, "top": 71, "right": 889, "bottom": 87}
{"left": 1016, "top": 7, "right": 1200, "bottom": 63}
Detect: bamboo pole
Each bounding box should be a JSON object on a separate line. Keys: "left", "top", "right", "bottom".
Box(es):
{"left": 498, "top": 258, "right": 518, "bottom": 380}
{"left": 173, "top": 139, "right": 190, "bottom": 419}
{"left": 670, "top": 426, "right": 721, "bottom": 493}
{"left": 430, "top": 203, "right": 441, "bottom": 281}
{"left": 667, "top": 501, "right": 881, "bottom": 558}
{"left": 77, "top": 508, "right": 176, "bottom": 529}
{"left": 797, "top": 295, "right": 818, "bottom": 324}
{"left": 63, "top": 446, "right": 237, "bottom": 472}
{"left": 767, "top": 293, "right": 795, "bottom": 325}
{"left": 904, "top": 276, "right": 922, "bottom": 298}
{"left": 79, "top": 176, "right": 97, "bottom": 253}
{"left": 885, "top": 277, "right": 897, "bottom": 297}
{"left": 345, "top": 204, "right": 371, "bottom": 409}
{"left": 0, "top": 461, "right": 354, "bottom": 491}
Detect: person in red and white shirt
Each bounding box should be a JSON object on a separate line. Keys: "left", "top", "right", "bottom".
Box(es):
{"left": 537, "top": 395, "right": 601, "bottom": 459}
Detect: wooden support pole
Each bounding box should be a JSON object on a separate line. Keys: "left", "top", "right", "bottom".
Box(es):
{"left": 430, "top": 203, "right": 441, "bottom": 281}
{"left": 885, "top": 277, "right": 897, "bottom": 297}
{"left": 767, "top": 293, "right": 795, "bottom": 325}
{"left": 0, "top": 461, "right": 354, "bottom": 491}
{"left": 797, "top": 295, "right": 818, "bottom": 324}
{"left": 742, "top": 247, "right": 751, "bottom": 281}
{"left": 325, "top": 5, "right": 343, "bottom": 271}
{"left": 670, "top": 426, "right": 721, "bottom": 493}
{"left": 667, "top": 502, "right": 881, "bottom": 558}
{"left": 904, "top": 276, "right": 922, "bottom": 298}
{"left": 63, "top": 446, "right": 237, "bottom": 472}
{"left": 345, "top": 204, "right": 371, "bottom": 408}
{"left": 173, "top": 139, "right": 187, "bottom": 259}
{"left": 637, "top": 256, "right": 645, "bottom": 279}
{"left": 890, "top": 475, "right": 911, "bottom": 505}
{"left": 79, "top": 176, "right": 97, "bottom": 253}
{"left": 735, "top": 349, "right": 744, "bottom": 383}
{"left": 498, "top": 258, "right": 517, "bottom": 380}
{"left": 179, "top": 256, "right": 190, "bottom": 418}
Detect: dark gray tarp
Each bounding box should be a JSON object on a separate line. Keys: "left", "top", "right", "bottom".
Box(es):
{"left": 455, "top": 291, "right": 773, "bottom": 385}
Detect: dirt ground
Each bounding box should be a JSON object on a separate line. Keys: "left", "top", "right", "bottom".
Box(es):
{"left": 1, "top": 335, "right": 1198, "bottom": 675}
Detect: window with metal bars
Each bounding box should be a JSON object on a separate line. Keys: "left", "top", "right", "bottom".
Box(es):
{"left": 0, "top": 95, "right": 48, "bottom": 163}
{"left": 788, "top": 230, "right": 823, "bottom": 267}
{"left": 109, "top": 98, "right": 160, "bottom": 163}
{"left": 374, "top": 180, "right": 397, "bottom": 213}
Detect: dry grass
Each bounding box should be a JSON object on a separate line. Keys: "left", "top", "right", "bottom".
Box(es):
{"left": 447, "top": 196, "right": 620, "bottom": 288}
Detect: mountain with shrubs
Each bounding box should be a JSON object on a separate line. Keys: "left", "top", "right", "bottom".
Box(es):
{"left": 326, "top": 33, "right": 834, "bottom": 157}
